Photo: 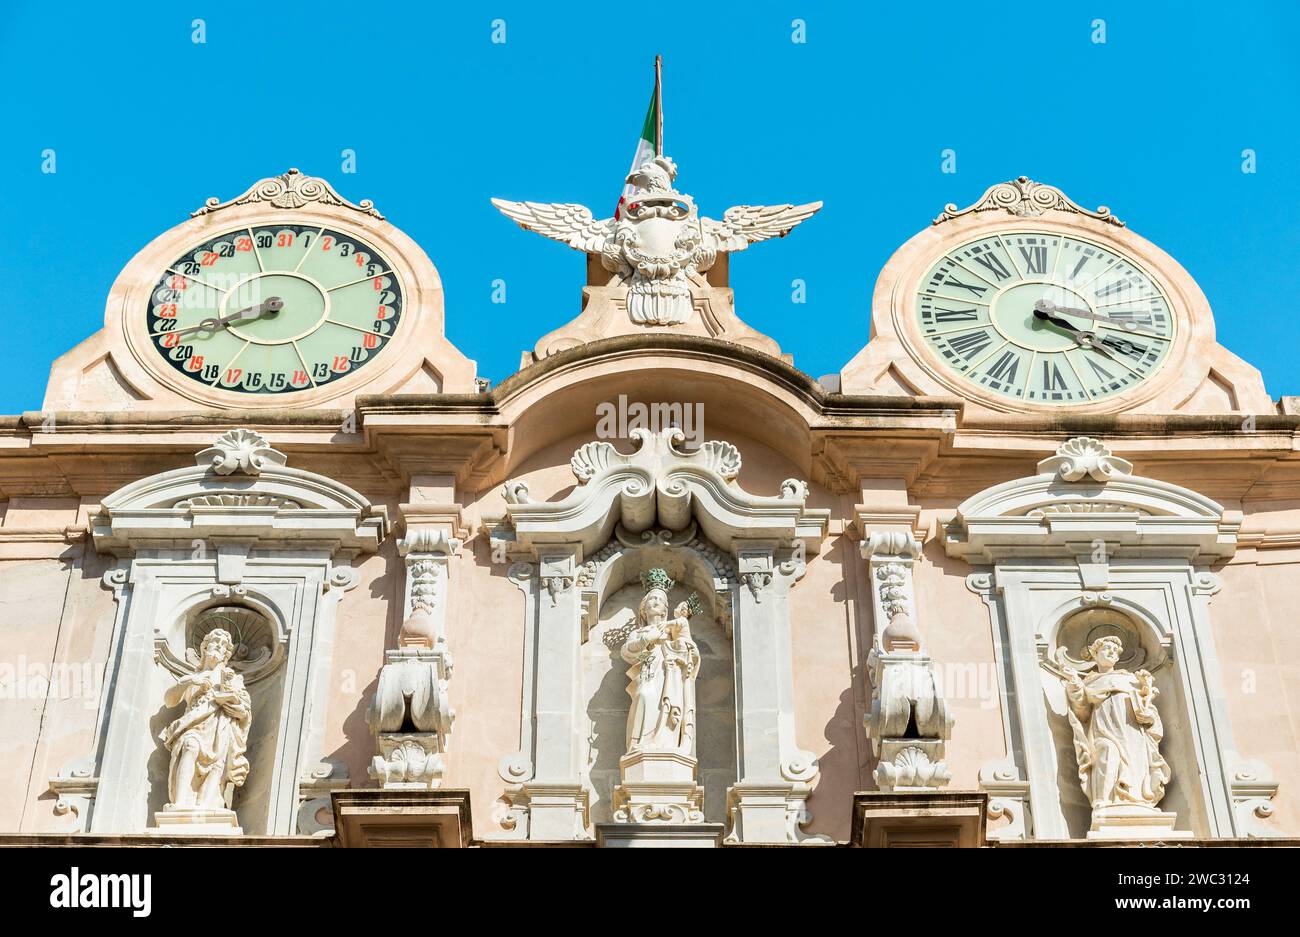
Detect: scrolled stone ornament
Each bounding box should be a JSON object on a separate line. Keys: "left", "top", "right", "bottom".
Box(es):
{"left": 195, "top": 428, "right": 287, "bottom": 477}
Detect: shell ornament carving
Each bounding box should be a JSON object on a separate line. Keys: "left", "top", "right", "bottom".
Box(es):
{"left": 195, "top": 429, "right": 287, "bottom": 477}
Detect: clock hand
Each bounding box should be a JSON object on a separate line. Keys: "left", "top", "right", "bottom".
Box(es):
{"left": 1032, "top": 306, "right": 1093, "bottom": 339}
{"left": 170, "top": 297, "right": 284, "bottom": 336}
{"left": 1035, "top": 299, "right": 1156, "bottom": 335}
{"left": 1033, "top": 306, "right": 1142, "bottom": 376}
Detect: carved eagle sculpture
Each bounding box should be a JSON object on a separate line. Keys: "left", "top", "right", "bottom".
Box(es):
{"left": 491, "top": 155, "right": 821, "bottom": 326}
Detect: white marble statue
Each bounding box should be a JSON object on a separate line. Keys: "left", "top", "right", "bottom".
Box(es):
{"left": 621, "top": 570, "right": 701, "bottom": 757}
{"left": 159, "top": 628, "right": 252, "bottom": 811}
{"left": 1055, "top": 635, "right": 1171, "bottom": 812}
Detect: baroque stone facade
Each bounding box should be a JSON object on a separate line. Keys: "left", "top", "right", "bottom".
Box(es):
{"left": 2, "top": 156, "right": 1297, "bottom": 848}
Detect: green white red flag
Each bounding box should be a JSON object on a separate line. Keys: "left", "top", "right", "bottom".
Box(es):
{"left": 616, "top": 65, "right": 662, "bottom": 219}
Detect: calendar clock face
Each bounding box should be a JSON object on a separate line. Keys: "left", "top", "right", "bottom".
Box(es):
{"left": 146, "top": 224, "right": 403, "bottom": 394}
{"left": 914, "top": 232, "right": 1175, "bottom": 405}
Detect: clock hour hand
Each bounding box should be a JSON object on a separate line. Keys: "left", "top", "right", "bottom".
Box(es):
{"left": 1032, "top": 305, "right": 1091, "bottom": 338}
{"left": 176, "top": 297, "right": 284, "bottom": 336}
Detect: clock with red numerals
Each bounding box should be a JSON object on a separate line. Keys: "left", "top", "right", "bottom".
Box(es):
{"left": 146, "top": 223, "right": 402, "bottom": 395}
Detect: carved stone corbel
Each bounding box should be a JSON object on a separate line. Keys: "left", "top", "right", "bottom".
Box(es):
{"left": 49, "top": 757, "right": 99, "bottom": 832}
{"left": 979, "top": 762, "right": 1032, "bottom": 840}
{"left": 297, "top": 759, "right": 349, "bottom": 835}
{"left": 1230, "top": 760, "right": 1284, "bottom": 837}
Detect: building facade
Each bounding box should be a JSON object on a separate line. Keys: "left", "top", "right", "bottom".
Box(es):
{"left": 2, "top": 160, "right": 1295, "bottom": 846}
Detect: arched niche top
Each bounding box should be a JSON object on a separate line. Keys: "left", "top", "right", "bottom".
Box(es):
{"left": 945, "top": 436, "right": 1240, "bottom": 564}
{"left": 1039, "top": 593, "right": 1173, "bottom": 676}
{"left": 496, "top": 426, "right": 828, "bottom": 560}
{"left": 92, "top": 428, "right": 387, "bottom": 554}
{"left": 576, "top": 522, "right": 736, "bottom": 636}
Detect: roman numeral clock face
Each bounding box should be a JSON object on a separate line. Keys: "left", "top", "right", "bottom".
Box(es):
{"left": 914, "top": 232, "right": 1175, "bottom": 405}
{"left": 146, "top": 225, "right": 402, "bottom": 394}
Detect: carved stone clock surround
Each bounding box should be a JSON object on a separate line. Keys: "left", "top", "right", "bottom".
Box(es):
{"left": 43, "top": 170, "right": 477, "bottom": 412}
{"left": 841, "top": 180, "right": 1273, "bottom": 415}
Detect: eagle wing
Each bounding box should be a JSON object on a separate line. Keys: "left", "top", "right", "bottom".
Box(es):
{"left": 703, "top": 202, "right": 823, "bottom": 253}
{"left": 490, "top": 199, "right": 613, "bottom": 252}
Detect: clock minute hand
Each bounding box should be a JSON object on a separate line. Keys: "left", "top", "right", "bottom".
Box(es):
{"left": 1036, "top": 299, "right": 1140, "bottom": 332}
{"left": 175, "top": 296, "right": 284, "bottom": 336}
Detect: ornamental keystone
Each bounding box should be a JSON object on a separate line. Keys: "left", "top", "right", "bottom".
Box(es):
{"left": 196, "top": 429, "right": 287, "bottom": 476}
{"left": 1038, "top": 436, "right": 1133, "bottom": 483}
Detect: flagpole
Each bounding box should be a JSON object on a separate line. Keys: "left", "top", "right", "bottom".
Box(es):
{"left": 654, "top": 54, "right": 663, "bottom": 155}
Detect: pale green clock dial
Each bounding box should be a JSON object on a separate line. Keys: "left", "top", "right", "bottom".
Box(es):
{"left": 146, "top": 224, "right": 403, "bottom": 394}
{"left": 915, "top": 232, "right": 1175, "bottom": 404}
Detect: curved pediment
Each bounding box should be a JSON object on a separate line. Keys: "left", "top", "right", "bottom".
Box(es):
{"left": 92, "top": 429, "right": 386, "bottom": 553}
{"left": 497, "top": 426, "right": 828, "bottom": 559}
{"left": 945, "top": 437, "right": 1239, "bottom": 563}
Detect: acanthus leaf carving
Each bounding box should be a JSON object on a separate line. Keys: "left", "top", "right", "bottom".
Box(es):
{"left": 192, "top": 167, "right": 384, "bottom": 219}
{"left": 933, "top": 176, "right": 1124, "bottom": 227}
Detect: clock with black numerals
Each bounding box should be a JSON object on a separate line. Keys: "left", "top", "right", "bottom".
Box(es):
{"left": 146, "top": 223, "right": 402, "bottom": 394}
{"left": 913, "top": 231, "right": 1175, "bottom": 404}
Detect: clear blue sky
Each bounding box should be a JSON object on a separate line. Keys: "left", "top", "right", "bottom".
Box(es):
{"left": 2, "top": 1, "right": 1297, "bottom": 411}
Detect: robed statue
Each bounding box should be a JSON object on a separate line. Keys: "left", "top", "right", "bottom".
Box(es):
{"left": 159, "top": 628, "right": 252, "bottom": 811}
{"left": 621, "top": 569, "right": 702, "bottom": 757}
{"left": 1054, "top": 635, "right": 1171, "bottom": 811}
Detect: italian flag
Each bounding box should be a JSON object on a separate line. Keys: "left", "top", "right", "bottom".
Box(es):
{"left": 615, "top": 88, "right": 660, "bottom": 219}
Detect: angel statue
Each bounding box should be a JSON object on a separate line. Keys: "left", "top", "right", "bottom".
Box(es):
{"left": 1051, "top": 635, "right": 1171, "bottom": 813}
{"left": 621, "top": 569, "right": 703, "bottom": 757}
{"left": 158, "top": 628, "right": 252, "bottom": 812}
{"left": 492, "top": 155, "right": 821, "bottom": 327}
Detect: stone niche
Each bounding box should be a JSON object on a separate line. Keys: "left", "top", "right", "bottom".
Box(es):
{"left": 79, "top": 429, "right": 385, "bottom": 836}
{"left": 580, "top": 547, "right": 737, "bottom": 826}
{"left": 147, "top": 602, "right": 285, "bottom": 834}
{"left": 1040, "top": 604, "right": 1194, "bottom": 840}
{"left": 491, "top": 426, "right": 830, "bottom": 844}
{"left": 949, "top": 437, "right": 1282, "bottom": 841}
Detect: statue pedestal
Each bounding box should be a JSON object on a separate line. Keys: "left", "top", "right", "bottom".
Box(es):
{"left": 149, "top": 807, "right": 242, "bottom": 836}
{"left": 1087, "top": 805, "right": 1193, "bottom": 841}
{"left": 612, "top": 751, "right": 705, "bottom": 825}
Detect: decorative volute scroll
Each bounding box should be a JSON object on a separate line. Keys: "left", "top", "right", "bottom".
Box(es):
{"left": 367, "top": 529, "right": 459, "bottom": 789}
{"left": 192, "top": 167, "right": 384, "bottom": 219}
{"left": 861, "top": 531, "right": 953, "bottom": 791}
{"left": 498, "top": 426, "right": 828, "bottom": 560}
{"left": 492, "top": 426, "right": 829, "bottom": 844}
{"left": 933, "top": 176, "right": 1123, "bottom": 227}
{"left": 492, "top": 155, "right": 820, "bottom": 363}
